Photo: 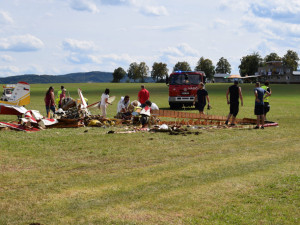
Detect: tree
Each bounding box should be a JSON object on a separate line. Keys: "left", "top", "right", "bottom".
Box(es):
{"left": 138, "top": 62, "right": 149, "bottom": 83}
{"left": 282, "top": 50, "right": 299, "bottom": 71}
{"left": 239, "top": 52, "right": 263, "bottom": 76}
{"left": 127, "top": 62, "right": 139, "bottom": 82}
{"left": 195, "top": 57, "right": 215, "bottom": 80}
{"left": 151, "top": 62, "right": 169, "bottom": 82}
{"left": 112, "top": 67, "right": 126, "bottom": 83}
{"left": 173, "top": 61, "right": 191, "bottom": 72}
{"left": 215, "top": 57, "right": 231, "bottom": 74}
{"left": 264, "top": 52, "right": 281, "bottom": 64}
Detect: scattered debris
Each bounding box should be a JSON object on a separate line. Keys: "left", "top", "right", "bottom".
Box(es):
{"left": 0, "top": 88, "right": 279, "bottom": 133}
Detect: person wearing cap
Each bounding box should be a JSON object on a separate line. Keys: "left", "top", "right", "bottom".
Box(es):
{"left": 225, "top": 80, "right": 243, "bottom": 126}
{"left": 138, "top": 84, "right": 150, "bottom": 108}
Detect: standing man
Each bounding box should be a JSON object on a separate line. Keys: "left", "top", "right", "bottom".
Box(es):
{"left": 254, "top": 82, "right": 270, "bottom": 129}
{"left": 225, "top": 80, "right": 243, "bottom": 126}
{"left": 261, "top": 81, "right": 272, "bottom": 120}
{"left": 56, "top": 86, "right": 65, "bottom": 106}
{"left": 193, "top": 82, "right": 210, "bottom": 114}
{"left": 138, "top": 84, "right": 150, "bottom": 108}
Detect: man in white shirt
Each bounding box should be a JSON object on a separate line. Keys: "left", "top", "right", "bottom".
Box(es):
{"left": 116, "top": 95, "right": 130, "bottom": 119}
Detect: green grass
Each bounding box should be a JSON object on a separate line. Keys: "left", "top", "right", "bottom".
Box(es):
{"left": 0, "top": 83, "right": 299, "bottom": 224}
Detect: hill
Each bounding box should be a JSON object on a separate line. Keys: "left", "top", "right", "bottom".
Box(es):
{"left": 0, "top": 71, "right": 156, "bottom": 84}
{"left": 0, "top": 71, "right": 113, "bottom": 84}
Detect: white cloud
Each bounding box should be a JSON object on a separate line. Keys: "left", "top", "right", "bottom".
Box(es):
{"left": 135, "top": 23, "right": 193, "bottom": 32}
{"left": 161, "top": 43, "right": 199, "bottom": 57}
{"left": 62, "top": 39, "right": 97, "bottom": 52}
{"left": 70, "top": 0, "right": 99, "bottom": 13}
{"left": 0, "top": 34, "right": 44, "bottom": 52}
{"left": 100, "top": 0, "right": 129, "bottom": 5}
{"left": 140, "top": 5, "right": 168, "bottom": 17}
{"left": 219, "top": 0, "right": 251, "bottom": 12}
{"left": 249, "top": 0, "right": 300, "bottom": 23}
{"left": 159, "top": 43, "right": 200, "bottom": 70}
{"left": 69, "top": 0, "right": 169, "bottom": 17}
{"left": 242, "top": 14, "right": 300, "bottom": 42}
{"left": 66, "top": 53, "right": 100, "bottom": 64}
{"left": 0, "top": 65, "right": 19, "bottom": 77}
{"left": 101, "top": 53, "right": 135, "bottom": 64}
{"left": 0, "top": 11, "right": 13, "bottom": 24}
{"left": 0, "top": 55, "right": 14, "bottom": 62}
{"left": 212, "top": 19, "right": 229, "bottom": 29}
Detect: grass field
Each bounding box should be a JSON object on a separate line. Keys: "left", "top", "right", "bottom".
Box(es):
{"left": 0, "top": 83, "right": 299, "bottom": 224}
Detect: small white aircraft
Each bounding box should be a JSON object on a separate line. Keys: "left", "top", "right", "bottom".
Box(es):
{"left": 0, "top": 81, "right": 30, "bottom": 116}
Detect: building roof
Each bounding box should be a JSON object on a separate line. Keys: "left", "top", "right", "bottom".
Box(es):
{"left": 228, "top": 75, "right": 241, "bottom": 78}
{"left": 214, "top": 73, "right": 228, "bottom": 78}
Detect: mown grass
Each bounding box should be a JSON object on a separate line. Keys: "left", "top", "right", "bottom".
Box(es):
{"left": 0, "top": 83, "right": 299, "bottom": 224}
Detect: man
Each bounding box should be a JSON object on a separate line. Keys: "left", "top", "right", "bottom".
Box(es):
{"left": 261, "top": 81, "right": 272, "bottom": 120}
{"left": 193, "top": 82, "right": 210, "bottom": 114}
{"left": 116, "top": 95, "right": 130, "bottom": 119}
{"left": 138, "top": 84, "right": 150, "bottom": 108}
{"left": 225, "top": 80, "right": 243, "bottom": 126}
{"left": 56, "top": 86, "right": 65, "bottom": 106}
{"left": 254, "top": 82, "right": 270, "bottom": 129}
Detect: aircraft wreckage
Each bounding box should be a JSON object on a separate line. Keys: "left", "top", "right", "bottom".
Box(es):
{"left": 0, "top": 83, "right": 278, "bottom": 133}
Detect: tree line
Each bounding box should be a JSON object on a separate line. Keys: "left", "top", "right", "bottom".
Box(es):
{"left": 112, "top": 49, "right": 299, "bottom": 82}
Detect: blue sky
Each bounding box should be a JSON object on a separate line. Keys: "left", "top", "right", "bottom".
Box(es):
{"left": 0, "top": 0, "right": 299, "bottom": 77}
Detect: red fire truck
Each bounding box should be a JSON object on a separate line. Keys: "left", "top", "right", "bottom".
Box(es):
{"left": 166, "top": 71, "right": 206, "bottom": 109}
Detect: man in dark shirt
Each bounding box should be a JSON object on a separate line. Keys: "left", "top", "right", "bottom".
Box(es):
{"left": 225, "top": 80, "right": 243, "bottom": 126}
{"left": 193, "top": 82, "right": 210, "bottom": 114}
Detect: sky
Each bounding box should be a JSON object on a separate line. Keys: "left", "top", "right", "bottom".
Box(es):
{"left": 0, "top": 0, "right": 299, "bottom": 77}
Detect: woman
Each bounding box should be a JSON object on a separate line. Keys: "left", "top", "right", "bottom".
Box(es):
{"left": 100, "top": 88, "right": 111, "bottom": 117}
{"left": 44, "top": 86, "right": 56, "bottom": 117}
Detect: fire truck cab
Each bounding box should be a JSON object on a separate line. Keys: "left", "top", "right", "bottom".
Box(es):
{"left": 166, "top": 71, "right": 206, "bottom": 109}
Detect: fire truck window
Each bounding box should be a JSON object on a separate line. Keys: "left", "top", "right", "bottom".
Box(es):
{"left": 170, "top": 74, "right": 201, "bottom": 85}
{"left": 187, "top": 75, "right": 200, "bottom": 84}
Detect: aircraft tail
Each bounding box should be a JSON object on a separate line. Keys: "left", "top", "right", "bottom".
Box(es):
{"left": 7, "top": 82, "right": 30, "bottom": 106}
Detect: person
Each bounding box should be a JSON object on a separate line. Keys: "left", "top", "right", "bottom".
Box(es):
{"left": 193, "top": 82, "right": 210, "bottom": 114}
{"left": 261, "top": 81, "right": 272, "bottom": 120}
{"left": 44, "top": 86, "right": 56, "bottom": 117}
{"left": 116, "top": 95, "right": 131, "bottom": 119}
{"left": 225, "top": 80, "right": 243, "bottom": 126}
{"left": 254, "top": 82, "right": 270, "bottom": 129}
{"left": 138, "top": 84, "right": 150, "bottom": 108}
{"left": 100, "top": 88, "right": 111, "bottom": 118}
{"left": 56, "top": 86, "right": 65, "bottom": 106}
{"left": 58, "top": 88, "right": 66, "bottom": 109}
{"left": 140, "top": 100, "right": 152, "bottom": 128}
